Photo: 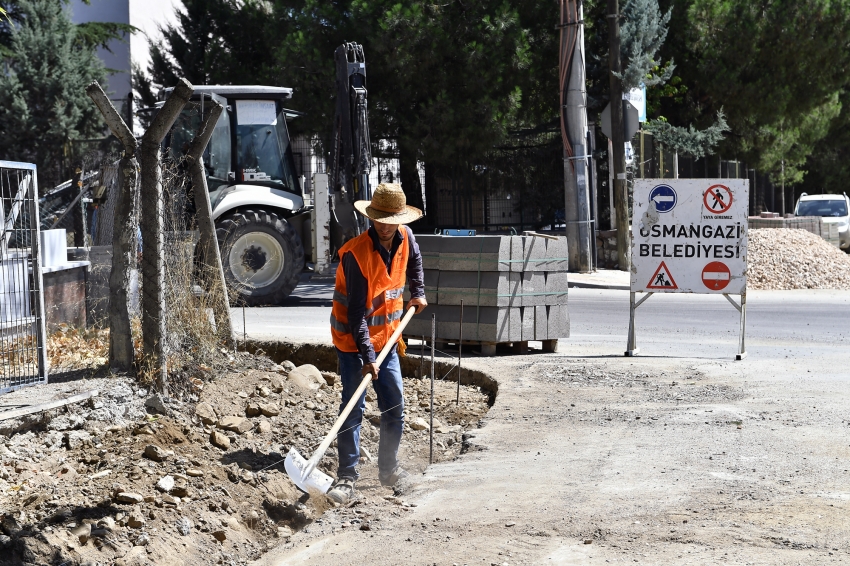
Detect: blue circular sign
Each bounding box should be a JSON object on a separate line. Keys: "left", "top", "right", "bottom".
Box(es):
{"left": 649, "top": 184, "right": 677, "bottom": 213}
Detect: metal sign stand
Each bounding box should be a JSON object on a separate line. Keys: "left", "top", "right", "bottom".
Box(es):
{"left": 625, "top": 289, "right": 747, "bottom": 360}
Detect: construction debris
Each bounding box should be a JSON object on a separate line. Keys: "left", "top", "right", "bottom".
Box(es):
{"left": 0, "top": 350, "right": 489, "bottom": 566}
{"left": 747, "top": 228, "right": 850, "bottom": 290}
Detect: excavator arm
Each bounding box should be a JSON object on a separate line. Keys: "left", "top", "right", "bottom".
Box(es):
{"left": 327, "top": 42, "right": 372, "bottom": 257}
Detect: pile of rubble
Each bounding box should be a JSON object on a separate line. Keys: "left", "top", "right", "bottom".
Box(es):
{"left": 748, "top": 228, "right": 850, "bottom": 290}
{"left": 0, "top": 352, "right": 489, "bottom": 566}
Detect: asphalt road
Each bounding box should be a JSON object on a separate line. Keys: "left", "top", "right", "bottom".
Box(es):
{"left": 232, "top": 279, "right": 850, "bottom": 371}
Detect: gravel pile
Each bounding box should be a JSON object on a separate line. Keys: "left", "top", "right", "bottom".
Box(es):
{"left": 748, "top": 228, "right": 850, "bottom": 290}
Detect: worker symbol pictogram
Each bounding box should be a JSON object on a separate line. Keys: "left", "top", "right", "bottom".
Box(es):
{"left": 701, "top": 261, "right": 731, "bottom": 290}
{"left": 649, "top": 184, "right": 677, "bottom": 213}
{"left": 703, "top": 184, "right": 733, "bottom": 214}
{"left": 646, "top": 261, "right": 678, "bottom": 289}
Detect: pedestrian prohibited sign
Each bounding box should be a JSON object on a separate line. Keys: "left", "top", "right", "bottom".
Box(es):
{"left": 646, "top": 262, "right": 678, "bottom": 289}
{"left": 702, "top": 261, "right": 731, "bottom": 290}
{"left": 649, "top": 184, "right": 677, "bottom": 213}
{"left": 703, "top": 184, "right": 733, "bottom": 214}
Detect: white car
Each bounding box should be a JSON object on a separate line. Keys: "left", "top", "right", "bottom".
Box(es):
{"left": 794, "top": 193, "right": 850, "bottom": 252}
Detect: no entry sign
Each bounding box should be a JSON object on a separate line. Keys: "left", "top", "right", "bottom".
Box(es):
{"left": 631, "top": 179, "right": 748, "bottom": 294}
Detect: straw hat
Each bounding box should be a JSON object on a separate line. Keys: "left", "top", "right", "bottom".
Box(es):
{"left": 354, "top": 183, "right": 423, "bottom": 224}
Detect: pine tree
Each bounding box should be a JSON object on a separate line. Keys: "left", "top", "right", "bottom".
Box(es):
{"left": 0, "top": 0, "right": 106, "bottom": 187}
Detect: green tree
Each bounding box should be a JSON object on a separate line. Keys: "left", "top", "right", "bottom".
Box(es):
{"left": 0, "top": 0, "right": 106, "bottom": 186}
{"left": 659, "top": 0, "right": 850, "bottom": 187}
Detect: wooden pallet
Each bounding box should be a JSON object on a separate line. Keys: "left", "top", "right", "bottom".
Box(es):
{"left": 405, "top": 336, "right": 558, "bottom": 356}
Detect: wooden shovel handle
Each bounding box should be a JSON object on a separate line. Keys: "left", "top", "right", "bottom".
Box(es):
{"left": 304, "top": 307, "right": 418, "bottom": 477}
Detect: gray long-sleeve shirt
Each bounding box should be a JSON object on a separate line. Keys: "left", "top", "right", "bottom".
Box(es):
{"left": 342, "top": 226, "right": 424, "bottom": 363}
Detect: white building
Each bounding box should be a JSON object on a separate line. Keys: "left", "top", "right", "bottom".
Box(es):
{"left": 69, "top": 0, "right": 179, "bottom": 101}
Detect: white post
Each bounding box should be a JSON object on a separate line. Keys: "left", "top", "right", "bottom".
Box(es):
{"left": 312, "top": 173, "right": 332, "bottom": 276}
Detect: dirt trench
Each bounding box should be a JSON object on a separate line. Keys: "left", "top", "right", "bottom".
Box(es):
{"left": 0, "top": 345, "right": 494, "bottom": 566}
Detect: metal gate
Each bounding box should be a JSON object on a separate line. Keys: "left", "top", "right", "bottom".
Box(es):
{"left": 0, "top": 161, "right": 48, "bottom": 393}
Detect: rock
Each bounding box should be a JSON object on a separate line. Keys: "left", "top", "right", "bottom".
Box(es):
{"left": 65, "top": 430, "right": 92, "bottom": 450}
{"left": 505, "top": 521, "right": 516, "bottom": 527}
{"left": 257, "top": 420, "right": 272, "bottom": 434}
{"left": 70, "top": 523, "right": 91, "bottom": 544}
{"left": 277, "top": 525, "right": 293, "bottom": 537}
{"left": 237, "top": 391, "right": 249, "bottom": 398}
{"left": 171, "top": 484, "right": 190, "bottom": 498}
{"left": 258, "top": 403, "right": 280, "bottom": 417}
{"left": 176, "top": 517, "right": 193, "bottom": 535}
{"left": 115, "top": 546, "right": 149, "bottom": 566}
{"left": 270, "top": 376, "right": 285, "bottom": 392}
{"left": 195, "top": 402, "right": 217, "bottom": 425}
{"left": 115, "top": 492, "right": 144, "bottom": 504}
{"left": 410, "top": 418, "right": 430, "bottom": 431}
{"left": 127, "top": 512, "right": 145, "bottom": 529}
{"left": 360, "top": 521, "right": 371, "bottom": 531}
{"left": 245, "top": 403, "right": 262, "bottom": 417}
{"left": 162, "top": 494, "right": 181, "bottom": 505}
{"left": 258, "top": 386, "right": 271, "bottom": 397}
{"left": 320, "top": 372, "right": 338, "bottom": 386}
{"left": 212, "top": 530, "right": 227, "bottom": 542}
{"left": 281, "top": 360, "right": 296, "bottom": 372}
{"left": 134, "top": 533, "right": 150, "bottom": 546}
{"left": 360, "top": 445, "right": 372, "bottom": 462}
{"left": 305, "top": 401, "right": 316, "bottom": 410}
{"left": 210, "top": 430, "right": 231, "bottom": 450}
{"left": 218, "top": 416, "right": 253, "bottom": 434}
{"left": 144, "top": 394, "right": 168, "bottom": 414}
{"left": 226, "top": 516, "right": 240, "bottom": 529}
{"left": 288, "top": 364, "right": 325, "bottom": 390}
{"left": 156, "top": 475, "right": 174, "bottom": 492}
{"left": 143, "top": 444, "right": 168, "bottom": 462}
{"left": 186, "top": 468, "right": 204, "bottom": 478}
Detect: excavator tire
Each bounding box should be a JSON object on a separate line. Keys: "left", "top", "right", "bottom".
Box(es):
{"left": 216, "top": 209, "right": 305, "bottom": 306}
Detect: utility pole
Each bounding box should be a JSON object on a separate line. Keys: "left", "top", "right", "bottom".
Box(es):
{"left": 560, "top": 0, "right": 592, "bottom": 272}
{"left": 607, "top": 0, "right": 630, "bottom": 271}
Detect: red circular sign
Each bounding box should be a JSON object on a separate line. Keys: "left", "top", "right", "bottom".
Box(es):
{"left": 703, "top": 184, "right": 733, "bottom": 213}
{"left": 702, "top": 261, "right": 731, "bottom": 290}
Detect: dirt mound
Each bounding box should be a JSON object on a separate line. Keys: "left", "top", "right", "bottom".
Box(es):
{"left": 748, "top": 228, "right": 850, "bottom": 290}
{"left": 0, "top": 352, "right": 489, "bottom": 566}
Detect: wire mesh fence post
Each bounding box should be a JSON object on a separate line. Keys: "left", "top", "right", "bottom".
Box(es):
{"left": 86, "top": 82, "right": 140, "bottom": 373}
{"left": 185, "top": 100, "right": 234, "bottom": 347}
{"left": 138, "top": 80, "right": 194, "bottom": 387}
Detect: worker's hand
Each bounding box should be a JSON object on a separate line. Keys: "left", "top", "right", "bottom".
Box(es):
{"left": 408, "top": 297, "right": 428, "bottom": 314}
{"left": 362, "top": 362, "right": 380, "bottom": 381}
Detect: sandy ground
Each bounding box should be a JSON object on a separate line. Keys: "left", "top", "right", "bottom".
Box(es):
{"left": 257, "top": 349, "right": 850, "bottom": 565}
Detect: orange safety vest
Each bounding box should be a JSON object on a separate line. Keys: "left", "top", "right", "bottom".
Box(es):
{"left": 330, "top": 228, "right": 409, "bottom": 354}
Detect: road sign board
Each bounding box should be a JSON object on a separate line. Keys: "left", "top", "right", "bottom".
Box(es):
{"left": 646, "top": 261, "right": 678, "bottom": 289}
{"left": 601, "top": 100, "right": 640, "bottom": 140}
{"left": 702, "top": 261, "right": 731, "bottom": 290}
{"left": 631, "top": 179, "right": 748, "bottom": 294}
{"left": 649, "top": 184, "right": 677, "bottom": 213}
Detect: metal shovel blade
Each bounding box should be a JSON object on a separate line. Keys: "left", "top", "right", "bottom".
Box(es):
{"left": 284, "top": 447, "right": 334, "bottom": 495}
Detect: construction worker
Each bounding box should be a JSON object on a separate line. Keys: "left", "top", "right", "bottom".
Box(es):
{"left": 327, "top": 183, "right": 427, "bottom": 504}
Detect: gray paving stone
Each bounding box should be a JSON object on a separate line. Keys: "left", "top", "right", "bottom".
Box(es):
{"left": 438, "top": 235, "right": 512, "bottom": 272}
{"left": 521, "top": 306, "right": 535, "bottom": 341}
{"left": 520, "top": 235, "right": 548, "bottom": 272}
{"left": 521, "top": 271, "right": 547, "bottom": 307}
{"left": 547, "top": 303, "right": 570, "bottom": 339}
{"left": 545, "top": 236, "right": 569, "bottom": 272}
{"left": 415, "top": 235, "right": 442, "bottom": 270}
{"left": 545, "top": 272, "right": 569, "bottom": 304}
{"left": 404, "top": 269, "right": 439, "bottom": 303}
{"left": 438, "top": 271, "right": 520, "bottom": 307}
{"left": 534, "top": 305, "right": 548, "bottom": 340}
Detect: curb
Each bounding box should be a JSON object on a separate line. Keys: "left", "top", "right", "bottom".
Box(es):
{"left": 568, "top": 281, "right": 630, "bottom": 291}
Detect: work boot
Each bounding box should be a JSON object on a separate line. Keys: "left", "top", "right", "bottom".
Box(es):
{"left": 327, "top": 477, "right": 356, "bottom": 504}
{"left": 379, "top": 466, "right": 410, "bottom": 487}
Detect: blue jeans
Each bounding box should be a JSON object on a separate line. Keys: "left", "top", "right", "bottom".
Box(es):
{"left": 336, "top": 347, "right": 405, "bottom": 480}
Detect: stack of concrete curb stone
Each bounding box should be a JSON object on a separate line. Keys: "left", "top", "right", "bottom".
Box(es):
{"left": 404, "top": 234, "right": 569, "bottom": 354}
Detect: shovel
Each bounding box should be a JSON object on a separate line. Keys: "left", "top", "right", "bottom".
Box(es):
{"left": 285, "top": 306, "right": 418, "bottom": 495}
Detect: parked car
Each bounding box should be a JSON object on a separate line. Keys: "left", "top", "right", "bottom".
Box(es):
{"left": 794, "top": 193, "right": 850, "bottom": 252}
